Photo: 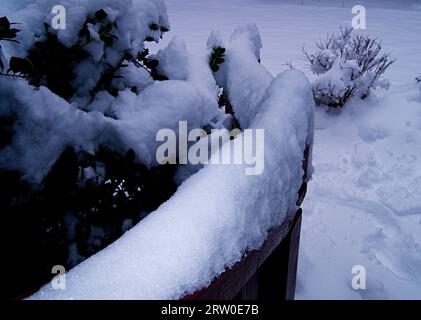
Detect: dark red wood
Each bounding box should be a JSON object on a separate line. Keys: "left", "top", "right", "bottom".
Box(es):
{"left": 182, "top": 212, "right": 298, "bottom": 300}
{"left": 285, "top": 211, "right": 302, "bottom": 299}
{"left": 253, "top": 209, "right": 302, "bottom": 301}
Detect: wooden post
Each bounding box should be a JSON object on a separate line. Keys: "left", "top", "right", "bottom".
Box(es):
{"left": 238, "top": 209, "right": 302, "bottom": 301}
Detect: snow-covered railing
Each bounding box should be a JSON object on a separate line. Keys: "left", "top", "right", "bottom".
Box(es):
{"left": 183, "top": 147, "right": 310, "bottom": 301}
{"left": 29, "top": 24, "right": 314, "bottom": 300}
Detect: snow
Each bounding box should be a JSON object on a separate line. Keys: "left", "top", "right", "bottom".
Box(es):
{"left": 156, "top": 36, "right": 190, "bottom": 80}
{"left": 3, "top": 0, "right": 420, "bottom": 300}
{"left": 0, "top": 76, "right": 220, "bottom": 184}
{"left": 1, "top": 0, "right": 171, "bottom": 106}
{"left": 0, "top": 0, "right": 223, "bottom": 184}
{"left": 307, "top": 27, "right": 394, "bottom": 107}
{"left": 5, "top": 0, "right": 170, "bottom": 51}
{"left": 152, "top": 0, "right": 420, "bottom": 84}
{"left": 211, "top": 24, "right": 273, "bottom": 129}
{"left": 298, "top": 82, "right": 421, "bottom": 299}
{"left": 155, "top": 0, "right": 421, "bottom": 299}
{"left": 29, "top": 25, "right": 314, "bottom": 299}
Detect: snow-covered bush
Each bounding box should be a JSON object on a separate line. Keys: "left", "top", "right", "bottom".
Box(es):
{"left": 1, "top": 0, "right": 225, "bottom": 298}
{"left": 2, "top": 5, "right": 169, "bottom": 103}
{"left": 0, "top": 16, "right": 20, "bottom": 73}
{"left": 303, "top": 27, "right": 395, "bottom": 108}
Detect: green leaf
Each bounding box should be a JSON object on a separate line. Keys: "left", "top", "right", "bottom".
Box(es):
{"left": 144, "top": 59, "right": 159, "bottom": 69}
{"left": 0, "top": 17, "right": 20, "bottom": 41}
{"left": 101, "top": 35, "right": 114, "bottom": 46}
{"left": 9, "top": 28, "right": 20, "bottom": 35}
{"left": 125, "top": 149, "right": 136, "bottom": 163}
{"left": 95, "top": 9, "right": 108, "bottom": 21}
{"left": 210, "top": 64, "right": 220, "bottom": 72}
{"left": 149, "top": 23, "right": 160, "bottom": 31}
{"left": 0, "top": 17, "right": 10, "bottom": 33}
{"left": 9, "top": 57, "right": 32, "bottom": 75}
{"left": 43, "top": 22, "right": 49, "bottom": 33}
{"left": 99, "top": 22, "right": 113, "bottom": 37}
{"left": 209, "top": 46, "right": 226, "bottom": 73}
{"left": 153, "top": 74, "right": 168, "bottom": 81}
{"left": 137, "top": 48, "right": 149, "bottom": 61}
{"left": 2, "top": 28, "right": 20, "bottom": 39}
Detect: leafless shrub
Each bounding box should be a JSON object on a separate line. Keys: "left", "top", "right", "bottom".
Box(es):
{"left": 303, "top": 27, "right": 396, "bottom": 108}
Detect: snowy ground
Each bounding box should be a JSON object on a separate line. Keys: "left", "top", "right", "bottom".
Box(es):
{"left": 161, "top": 0, "right": 421, "bottom": 299}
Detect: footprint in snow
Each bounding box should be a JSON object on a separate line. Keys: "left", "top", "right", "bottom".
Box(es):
{"left": 358, "top": 126, "right": 390, "bottom": 144}
{"left": 376, "top": 185, "right": 421, "bottom": 216}
{"left": 357, "top": 278, "right": 388, "bottom": 300}
{"left": 364, "top": 229, "right": 421, "bottom": 285}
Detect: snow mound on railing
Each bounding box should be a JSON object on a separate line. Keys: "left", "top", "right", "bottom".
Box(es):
{"left": 30, "top": 25, "right": 314, "bottom": 299}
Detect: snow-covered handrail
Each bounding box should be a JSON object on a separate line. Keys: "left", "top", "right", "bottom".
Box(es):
{"left": 30, "top": 25, "right": 314, "bottom": 300}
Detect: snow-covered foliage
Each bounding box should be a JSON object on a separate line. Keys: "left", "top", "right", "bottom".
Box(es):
{"left": 1, "top": 0, "right": 227, "bottom": 297}
{"left": 0, "top": 78, "right": 219, "bottom": 183}
{"left": 303, "top": 28, "right": 395, "bottom": 108}
{"left": 0, "top": 0, "right": 224, "bottom": 184}
{"left": 30, "top": 25, "right": 314, "bottom": 300}
{"left": 1, "top": 0, "right": 171, "bottom": 102}
{"left": 209, "top": 24, "right": 273, "bottom": 129}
